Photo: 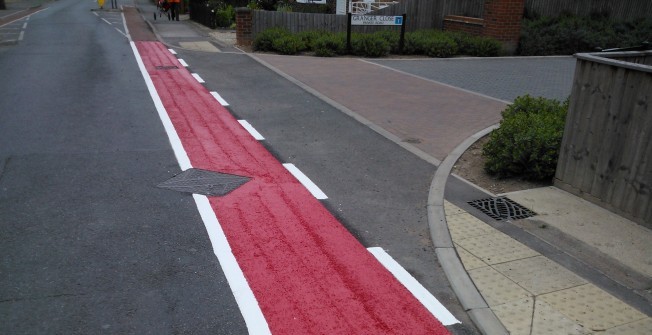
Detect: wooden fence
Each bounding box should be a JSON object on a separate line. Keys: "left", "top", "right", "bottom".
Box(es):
{"left": 525, "top": 0, "right": 652, "bottom": 20}
{"left": 555, "top": 51, "right": 652, "bottom": 227}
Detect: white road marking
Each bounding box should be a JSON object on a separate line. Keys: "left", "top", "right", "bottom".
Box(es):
{"left": 114, "top": 27, "right": 127, "bottom": 38}
{"left": 22, "top": 22, "right": 27, "bottom": 29}
{"left": 210, "top": 91, "right": 229, "bottom": 106}
{"left": 168, "top": 48, "right": 177, "bottom": 55}
{"left": 178, "top": 59, "right": 189, "bottom": 67}
{"left": 18, "top": 31, "right": 24, "bottom": 41}
{"left": 238, "top": 120, "right": 265, "bottom": 140}
{"left": 191, "top": 73, "right": 205, "bottom": 83}
{"left": 283, "top": 164, "right": 328, "bottom": 200}
{"left": 102, "top": 18, "right": 111, "bottom": 25}
{"left": 130, "top": 41, "right": 271, "bottom": 335}
{"left": 93, "top": 11, "right": 99, "bottom": 16}
{"left": 367, "top": 247, "right": 461, "bottom": 326}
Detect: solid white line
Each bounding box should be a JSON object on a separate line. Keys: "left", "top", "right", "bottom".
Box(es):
{"left": 168, "top": 48, "right": 177, "bottom": 55}
{"left": 121, "top": 9, "right": 130, "bottom": 40}
{"left": 130, "top": 42, "right": 191, "bottom": 170}
{"left": 210, "top": 91, "right": 229, "bottom": 106}
{"left": 102, "top": 18, "right": 111, "bottom": 25}
{"left": 238, "top": 120, "right": 265, "bottom": 140}
{"left": 367, "top": 247, "right": 461, "bottom": 326}
{"left": 191, "top": 73, "right": 205, "bottom": 83}
{"left": 18, "top": 31, "right": 24, "bottom": 41}
{"left": 178, "top": 59, "right": 189, "bottom": 67}
{"left": 130, "top": 41, "right": 271, "bottom": 335}
{"left": 193, "top": 195, "right": 272, "bottom": 335}
{"left": 282, "top": 163, "right": 328, "bottom": 200}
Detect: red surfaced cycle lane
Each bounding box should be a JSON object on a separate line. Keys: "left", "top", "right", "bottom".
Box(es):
{"left": 135, "top": 40, "right": 450, "bottom": 334}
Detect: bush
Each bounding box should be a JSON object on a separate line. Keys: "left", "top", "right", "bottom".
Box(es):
{"left": 312, "top": 33, "right": 346, "bottom": 57}
{"left": 253, "top": 27, "right": 290, "bottom": 52}
{"left": 295, "top": 30, "right": 324, "bottom": 52}
{"left": 272, "top": 35, "right": 305, "bottom": 55}
{"left": 373, "top": 30, "right": 401, "bottom": 54}
{"left": 519, "top": 15, "right": 652, "bottom": 55}
{"left": 351, "top": 33, "right": 390, "bottom": 57}
{"left": 422, "top": 34, "right": 458, "bottom": 57}
{"left": 483, "top": 95, "right": 568, "bottom": 181}
{"left": 215, "top": 4, "right": 235, "bottom": 28}
{"left": 403, "top": 30, "right": 429, "bottom": 54}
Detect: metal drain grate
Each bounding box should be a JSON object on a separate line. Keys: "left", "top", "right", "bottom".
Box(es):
{"left": 157, "top": 168, "right": 250, "bottom": 197}
{"left": 155, "top": 65, "right": 179, "bottom": 70}
{"left": 467, "top": 197, "right": 536, "bottom": 221}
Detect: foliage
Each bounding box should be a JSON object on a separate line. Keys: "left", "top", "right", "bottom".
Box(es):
{"left": 215, "top": 4, "right": 235, "bottom": 28}
{"left": 350, "top": 33, "right": 391, "bottom": 57}
{"left": 519, "top": 14, "right": 652, "bottom": 55}
{"left": 272, "top": 34, "right": 305, "bottom": 55}
{"left": 483, "top": 95, "right": 569, "bottom": 181}
{"left": 312, "top": 33, "right": 346, "bottom": 57}
{"left": 252, "top": 28, "right": 501, "bottom": 58}
{"left": 252, "top": 27, "right": 291, "bottom": 51}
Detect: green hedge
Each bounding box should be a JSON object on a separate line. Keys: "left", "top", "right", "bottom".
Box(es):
{"left": 483, "top": 95, "right": 568, "bottom": 181}
{"left": 519, "top": 14, "right": 652, "bottom": 55}
{"left": 253, "top": 28, "right": 502, "bottom": 58}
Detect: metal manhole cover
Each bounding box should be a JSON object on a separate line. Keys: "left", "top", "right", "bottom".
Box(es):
{"left": 155, "top": 65, "right": 179, "bottom": 70}
{"left": 157, "top": 168, "right": 250, "bottom": 197}
{"left": 467, "top": 197, "right": 536, "bottom": 221}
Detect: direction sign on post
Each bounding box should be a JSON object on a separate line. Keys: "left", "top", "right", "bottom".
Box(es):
{"left": 351, "top": 15, "right": 403, "bottom": 26}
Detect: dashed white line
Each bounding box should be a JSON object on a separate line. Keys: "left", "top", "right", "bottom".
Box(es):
{"left": 168, "top": 48, "right": 177, "bottom": 55}
{"left": 102, "top": 18, "right": 111, "bottom": 25}
{"left": 367, "top": 247, "right": 461, "bottom": 326}
{"left": 238, "top": 120, "right": 265, "bottom": 140}
{"left": 191, "top": 73, "right": 205, "bottom": 83}
{"left": 18, "top": 31, "right": 24, "bottom": 41}
{"left": 178, "top": 59, "right": 189, "bottom": 67}
{"left": 282, "top": 163, "right": 328, "bottom": 200}
{"left": 22, "top": 22, "right": 27, "bottom": 29}
{"left": 210, "top": 91, "right": 229, "bottom": 106}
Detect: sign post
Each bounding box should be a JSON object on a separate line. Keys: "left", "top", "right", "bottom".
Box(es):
{"left": 347, "top": 14, "right": 407, "bottom": 54}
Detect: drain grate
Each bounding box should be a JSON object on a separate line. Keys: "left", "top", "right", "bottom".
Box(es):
{"left": 157, "top": 168, "right": 250, "bottom": 197}
{"left": 155, "top": 65, "right": 179, "bottom": 70}
{"left": 467, "top": 197, "right": 536, "bottom": 221}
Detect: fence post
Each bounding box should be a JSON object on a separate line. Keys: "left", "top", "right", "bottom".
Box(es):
{"left": 482, "top": 0, "right": 525, "bottom": 54}
{"left": 236, "top": 7, "right": 253, "bottom": 46}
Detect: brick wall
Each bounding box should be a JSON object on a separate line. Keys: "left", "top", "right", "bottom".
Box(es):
{"left": 483, "top": 0, "right": 525, "bottom": 53}
{"left": 235, "top": 8, "right": 253, "bottom": 46}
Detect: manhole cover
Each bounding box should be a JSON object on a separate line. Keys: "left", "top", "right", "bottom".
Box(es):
{"left": 155, "top": 65, "right": 179, "bottom": 70}
{"left": 157, "top": 168, "right": 250, "bottom": 197}
{"left": 467, "top": 197, "right": 536, "bottom": 221}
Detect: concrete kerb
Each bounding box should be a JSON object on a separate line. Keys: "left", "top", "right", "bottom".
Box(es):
{"left": 427, "top": 124, "right": 507, "bottom": 335}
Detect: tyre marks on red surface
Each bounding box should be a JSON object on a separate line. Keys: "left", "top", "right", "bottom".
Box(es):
{"left": 133, "top": 40, "right": 451, "bottom": 334}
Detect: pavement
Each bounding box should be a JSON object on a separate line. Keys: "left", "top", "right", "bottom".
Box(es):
{"left": 5, "top": 1, "right": 651, "bottom": 334}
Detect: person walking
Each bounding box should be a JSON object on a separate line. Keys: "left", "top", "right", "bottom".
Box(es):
{"left": 169, "top": 0, "right": 180, "bottom": 21}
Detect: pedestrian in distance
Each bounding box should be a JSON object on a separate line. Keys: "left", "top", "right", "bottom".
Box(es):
{"left": 169, "top": 0, "right": 180, "bottom": 21}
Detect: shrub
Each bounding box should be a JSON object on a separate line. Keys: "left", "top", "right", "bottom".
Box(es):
{"left": 483, "top": 95, "right": 568, "bottom": 181}
{"left": 272, "top": 35, "right": 305, "bottom": 55}
{"left": 214, "top": 4, "right": 235, "bottom": 28}
{"left": 351, "top": 33, "right": 390, "bottom": 57}
{"left": 519, "top": 15, "right": 652, "bottom": 55}
{"left": 295, "top": 30, "right": 324, "bottom": 52}
{"left": 373, "top": 30, "right": 401, "bottom": 54}
{"left": 403, "top": 30, "right": 429, "bottom": 54}
{"left": 253, "top": 27, "right": 291, "bottom": 51}
{"left": 312, "top": 33, "right": 346, "bottom": 57}
{"left": 422, "top": 34, "right": 458, "bottom": 57}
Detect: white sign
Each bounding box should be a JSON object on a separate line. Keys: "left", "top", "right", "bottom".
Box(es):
{"left": 296, "top": 0, "right": 327, "bottom": 4}
{"left": 351, "top": 15, "right": 403, "bottom": 26}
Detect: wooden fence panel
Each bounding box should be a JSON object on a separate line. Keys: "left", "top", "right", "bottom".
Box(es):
{"left": 555, "top": 51, "right": 652, "bottom": 227}
{"left": 525, "top": 0, "right": 652, "bottom": 20}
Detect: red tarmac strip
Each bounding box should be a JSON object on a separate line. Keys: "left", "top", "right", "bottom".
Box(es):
{"left": 136, "top": 41, "right": 450, "bottom": 334}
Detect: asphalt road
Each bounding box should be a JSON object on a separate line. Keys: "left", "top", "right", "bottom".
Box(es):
{"left": 0, "top": 0, "right": 246, "bottom": 333}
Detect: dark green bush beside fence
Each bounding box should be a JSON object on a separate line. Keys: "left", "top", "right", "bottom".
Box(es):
{"left": 252, "top": 28, "right": 502, "bottom": 58}
{"left": 483, "top": 95, "right": 568, "bottom": 182}
{"left": 519, "top": 14, "right": 652, "bottom": 56}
